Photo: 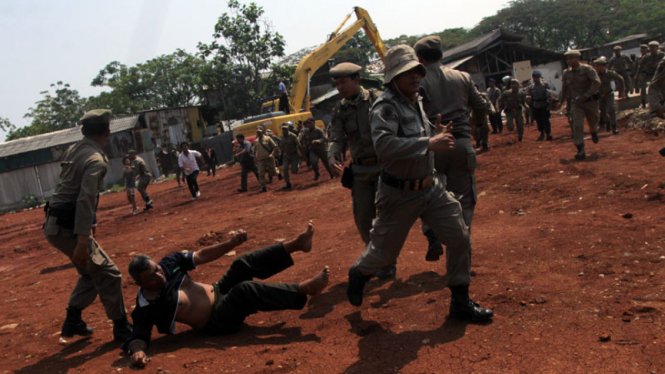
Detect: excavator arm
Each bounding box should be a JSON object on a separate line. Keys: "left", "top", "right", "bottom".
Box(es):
{"left": 288, "top": 7, "right": 388, "bottom": 114}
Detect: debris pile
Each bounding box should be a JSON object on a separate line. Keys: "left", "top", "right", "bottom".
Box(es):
{"left": 618, "top": 107, "right": 665, "bottom": 133}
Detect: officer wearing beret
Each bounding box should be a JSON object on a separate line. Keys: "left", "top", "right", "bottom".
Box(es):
{"left": 43, "top": 109, "right": 133, "bottom": 342}
{"left": 253, "top": 127, "right": 282, "bottom": 193}
{"left": 412, "top": 35, "right": 487, "bottom": 261}
{"left": 280, "top": 122, "right": 301, "bottom": 190}
{"left": 527, "top": 71, "right": 553, "bottom": 141}
{"left": 347, "top": 45, "right": 493, "bottom": 322}
{"left": 607, "top": 45, "right": 633, "bottom": 97}
{"left": 128, "top": 150, "right": 153, "bottom": 211}
{"left": 486, "top": 78, "right": 503, "bottom": 133}
{"left": 498, "top": 79, "right": 527, "bottom": 141}
{"left": 634, "top": 44, "right": 650, "bottom": 108}
{"left": 559, "top": 50, "right": 601, "bottom": 160}
{"left": 593, "top": 58, "right": 624, "bottom": 135}
{"left": 303, "top": 118, "right": 334, "bottom": 181}
{"left": 326, "top": 62, "right": 395, "bottom": 278}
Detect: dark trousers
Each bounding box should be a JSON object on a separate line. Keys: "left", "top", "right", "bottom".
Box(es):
{"left": 185, "top": 170, "right": 199, "bottom": 197}
{"left": 204, "top": 244, "right": 307, "bottom": 334}
{"left": 489, "top": 113, "right": 503, "bottom": 133}
{"left": 279, "top": 93, "right": 290, "bottom": 114}
{"left": 532, "top": 107, "right": 551, "bottom": 135}
{"left": 240, "top": 162, "right": 260, "bottom": 190}
{"left": 206, "top": 163, "right": 216, "bottom": 177}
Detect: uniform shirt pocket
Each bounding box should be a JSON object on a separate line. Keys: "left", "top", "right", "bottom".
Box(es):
{"left": 399, "top": 116, "right": 424, "bottom": 138}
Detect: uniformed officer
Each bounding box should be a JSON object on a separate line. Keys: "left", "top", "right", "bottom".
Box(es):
{"left": 487, "top": 78, "right": 503, "bottom": 133}
{"left": 607, "top": 45, "right": 633, "bottom": 97}
{"left": 473, "top": 91, "right": 493, "bottom": 151}
{"left": 559, "top": 50, "right": 601, "bottom": 160}
{"left": 634, "top": 44, "right": 650, "bottom": 107}
{"left": 413, "top": 35, "right": 487, "bottom": 261}
{"left": 593, "top": 58, "right": 625, "bottom": 135}
{"left": 498, "top": 79, "right": 527, "bottom": 142}
{"left": 253, "top": 128, "right": 282, "bottom": 193}
{"left": 280, "top": 122, "right": 301, "bottom": 190}
{"left": 346, "top": 45, "right": 493, "bottom": 322}
{"left": 326, "top": 62, "right": 395, "bottom": 278}
{"left": 648, "top": 57, "right": 665, "bottom": 119}
{"left": 303, "top": 118, "right": 334, "bottom": 181}
{"left": 527, "top": 71, "right": 553, "bottom": 141}
{"left": 636, "top": 42, "right": 665, "bottom": 108}
{"left": 128, "top": 150, "right": 153, "bottom": 211}
{"left": 43, "top": 109, "right": 133, "bottom": 342}
{"left": 234, "top": 134, "right": 261, "bottom": 193}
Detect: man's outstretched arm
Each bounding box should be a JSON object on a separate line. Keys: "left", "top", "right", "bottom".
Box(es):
{"left": 193, "top": 230, "right": 248, "bottom": 266}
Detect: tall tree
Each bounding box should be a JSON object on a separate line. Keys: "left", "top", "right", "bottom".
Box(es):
{"left": 0, "top": 117, "right": 15, "bottom": 133}
{"left": 333, "top": 31, "right": 378, "bottom": 67}
{"left": 198, "top": 0, "right": 286, "bottom": 119}
{"left": 7, "top": 82, "right": 87, "bottom": 141}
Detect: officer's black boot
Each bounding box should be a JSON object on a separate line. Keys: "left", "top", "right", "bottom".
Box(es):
{"left": 424, "top": 229, "right": 444, "bottom": 262}
{"left": 591, "top": 132, "right": 599, "bottom": 144}
{"left": 375, "top": 263, "right": 397, "bottom": 279}
{"left": 642, "top": 100, "right": 647, "bottom": 109}
{"left": 113, "top": 317, "right": 133, "bottom": 342}
{"left": 347, "top": 265, "right": 371, "bottom": 307}
{"left": 612, "top": 123, "right": 619, "bottom": 135}
{"left": 574, "top": 145, "right": 586, "bottom": 160}
{"left": 61, "top": 306, "right": 93, "bottom": 338}
{"left": 449, "top": 285, "right": 493, "bottom": 322}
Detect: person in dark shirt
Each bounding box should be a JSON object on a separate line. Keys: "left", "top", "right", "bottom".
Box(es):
{"left": 202, "top": 144, "right": 218, "bottom": 177}
{"left": 234, "top": 134, "right": 261, "bottom": 192}
{"left": 123, "top": 221, "right": 328, "bottom": 368}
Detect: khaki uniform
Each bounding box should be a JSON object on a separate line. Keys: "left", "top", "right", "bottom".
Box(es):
{"left": 253, "top": 136, "right": 278, "bottom": 187}
{"left": 44, "top": 137, "right": 126, "bottom": 320}
{"left": 487, "top": 86, "right": 503, "bottom": 133}
{"left": 498, "top": 89, "right": 527, "bottom": 140}
{"left": 634, "top": 54, "right": 648, "bottom": 101}
{"left": 560, "top": 64, "right": 601, "bottom": 146}
{"left": 607, "top": 54, "right": 633, "bottom": 93}
{"left": 472, "top": 93, "right": 493, "bottom": 149}
{"left": 132, "top": 156, "right": 152, "bottom": 205}
{"left": 648, "top": 58, "right": 665, "bottom": 113}
{"left": 353, "top": 87, "right": 471, "bottom": 289}
{"left": 598, "top": 69, "right": 624, "bottom": 131}
{"left": 328, "top": 88, "right": 381, "bottom": 244}
{"left": 280, "top": 132, "right": 301, "bottom": 185}
{"left": 303, "top": 127, "right": 333, "bottom": 178}
{"left": 638, "top": 51, "right": 665, "bottom": 103}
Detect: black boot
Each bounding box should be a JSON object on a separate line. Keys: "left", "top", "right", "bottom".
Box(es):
{"left": 425, "top": 229, "right": 444, "bottom": 262}
{"left": 591, "top": 132, "right": 599, "bottom": 144}
{"left": 113, "top": 317, "right": 133, "bottom": 342}
{"left": 347, "top": 265, "right": 371, "bottom": 307}
{"left": 612, "top": 124, "right": 619, "bottom": 135}
{"left": 449, "top": 285, "right": 493, "bottom": 322}
{"left": 574, "top": 145, "right": 586, "bottom": 160}
{"left": 281, "top": 183, "right": 292, "bottom": 190}
{"left": 61, "top": 307, "right": 93, "bottom": 338}
{"left": 642, "top": 100, "right": 647, "bottom": 109}
{"left": 375, "top": 263, "right": 397, "bottom": 279}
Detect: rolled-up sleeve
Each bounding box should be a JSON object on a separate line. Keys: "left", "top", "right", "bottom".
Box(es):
{"left": 371, "top": 103, "right": 429, "bottom": 161}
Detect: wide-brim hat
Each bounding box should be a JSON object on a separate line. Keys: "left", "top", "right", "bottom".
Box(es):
{"left": 383, "top": 45, "right": 426, "bottom": 84}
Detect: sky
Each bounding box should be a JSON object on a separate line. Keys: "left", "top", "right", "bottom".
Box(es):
{"left": 0, "top": 0, "right": 508, "bottom": 141}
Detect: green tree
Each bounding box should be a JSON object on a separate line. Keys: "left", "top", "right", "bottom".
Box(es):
{"left": 0, "top": 117, "right": 15, "bottom": 133}
{"left": 7, "top": 82, "right": 87, "bottom": 141}
{"left": 198, "top": 0, "right": 286, "bottom": 119}
{"left": 333, "top": 31, "right": 377, "bottom": 67}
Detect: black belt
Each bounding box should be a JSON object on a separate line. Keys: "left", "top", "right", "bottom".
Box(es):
{"left": 381, "top": 172, "right": 434, "bottom": 191}
{"left": 354, "top": 156, "right": 378, "bottom": 166}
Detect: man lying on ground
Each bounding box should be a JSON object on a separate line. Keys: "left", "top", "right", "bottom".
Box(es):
{"left": 123, "top": 221, "right": 328, "bottom": 368}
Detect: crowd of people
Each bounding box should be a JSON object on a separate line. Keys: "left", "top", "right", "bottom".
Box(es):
{"left": 39, "top": 33, "right": 665, "bottom": 370}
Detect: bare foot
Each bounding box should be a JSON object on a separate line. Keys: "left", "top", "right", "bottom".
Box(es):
{"left": 285, "top": 221, "right": 314, "bottom": 253}
{"left": 298, "top": 266, "right": 329, "bottom": 296}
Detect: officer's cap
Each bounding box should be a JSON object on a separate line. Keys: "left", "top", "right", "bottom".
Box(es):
{"left": 256, "top": 127, "right": 264, "bottom": 133}
{"left": 265, "top": 129, "right": 273, "bottom": 134}
{"left": 510, "top": 79, "right": 520, "bottom": 85}
{"left": 564, "top": 50, "right": 581, "bottom": 58}
{"left": 532, "top": 70, "right": 542, "bottom": 77}
{"left": 413, "top": 35, "right": 442, "bottom": 53}
{"left": 281, "top": 121, "right": 294, "bottom": 129}
{"left": 330, "top": 63, "right": 362, "bottom": 78}
{"left": 128, "top": 149, "right": 137, "bottom": 155}
{"left": 304, "top": 117, "right": 315, "bottom": 124}
{"left": 80, "top": 109, "right": 111, "bottom": 127}
{"left": 649, "top": 41, "right": 660, "bottom": 47}
{"left": 502, "top": 75, "right": 512, "bottom": 82}
{"left": 613, "top": 45, "right": 622, "bottom": 51}
{"left": 383, "top": 45, "right": 426, "bottom": 84}
{"left": 640, "top": 44, "right": 649, "bottom": 49}
{"left": 593, "top": 58, "right": 607, "bottom": 65}
{"left": 488, "top": 78, "right": 496, "bottom": 83}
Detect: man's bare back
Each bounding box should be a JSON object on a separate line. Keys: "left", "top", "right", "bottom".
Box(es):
{"left": 175, "top": 277, "right": 215, "bottom": 329}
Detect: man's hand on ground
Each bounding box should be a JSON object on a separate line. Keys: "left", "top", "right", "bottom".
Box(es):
{"left": 328, "top": 157, "right": 343, "bottom": 178}
{"left": 228, "top": 230, "right": 248, "bottom": 247}
{"left": 130, "top": 350, "right": 148, "bottom": 368}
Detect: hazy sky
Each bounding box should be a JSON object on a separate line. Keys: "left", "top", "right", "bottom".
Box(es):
{"left": 0, "top": 0, "right": 507, "bottom": 141}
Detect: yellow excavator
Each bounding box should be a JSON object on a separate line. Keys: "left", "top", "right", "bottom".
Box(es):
{"left": 233, "top": 7, "right": 388, "bottom": 141}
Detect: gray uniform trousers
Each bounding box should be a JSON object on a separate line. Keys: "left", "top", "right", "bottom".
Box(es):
{"left": 351, "top": 163, "right": 380, "bottom": 244}
{"left": 599, "top": 93, "right": 618, "bottom": 128}
{"left": 282, "top": 152, "right": 299, "bottom": 185}
{"left": 44, "top": 216, "right": 126, "bottom": 320}
{"left": 354, "top": 176, "right": 471, "bottom": 288}
{"left": 137, "top": 175, "right": 151, "bottom": 203}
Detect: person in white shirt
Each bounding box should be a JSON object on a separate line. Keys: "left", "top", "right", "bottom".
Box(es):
{"left": 178, "top": 142, "right": 205, "bottom": 200}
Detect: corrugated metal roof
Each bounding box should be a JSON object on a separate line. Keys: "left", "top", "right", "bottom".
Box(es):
{"left": 444, "top": 55, "right": 474, "bottom": 69}
{"left": 0, "top": 115, "right": 139, "bottom": 158}
{"left": 442, "top": 29, "right": 523, "bottom": 63}
{"left": 604, "top": 33, "right": 648, "bottom": 46}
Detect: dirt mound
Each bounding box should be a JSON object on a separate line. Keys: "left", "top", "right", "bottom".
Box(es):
{"left": 618, "top": 106, "right": 665, "bottom": 133}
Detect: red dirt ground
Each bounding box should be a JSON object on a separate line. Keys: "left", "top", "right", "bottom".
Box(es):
{"left": 1, "top": 114, "right": 665, "bottom": 374}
